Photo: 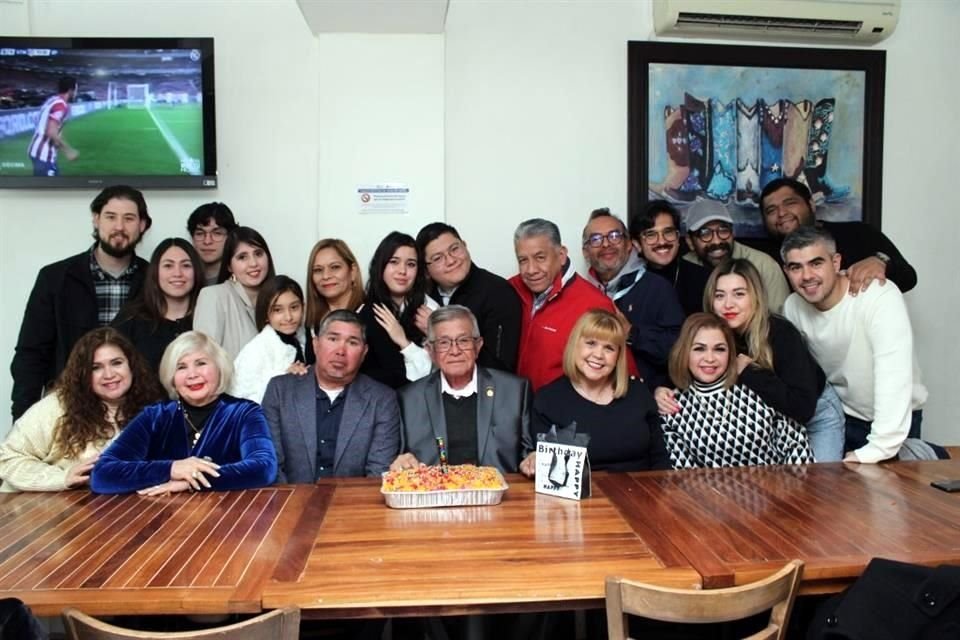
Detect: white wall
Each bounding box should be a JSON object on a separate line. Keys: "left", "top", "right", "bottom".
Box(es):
{"left": 0, "top": 0, "right": 957, "bottom": 446}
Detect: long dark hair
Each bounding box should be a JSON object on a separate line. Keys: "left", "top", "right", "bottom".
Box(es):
{"left": 216, "top": 226, "right": 276, "bottom": 285}
{"left": 255, "top": 275, "right": 305, "bottom": 331}
{"left": 116, "top": 238, "right": 204, "bottom": 330}
{"left": 53, "top": 328, "right": 165, "bottom": 459}
{"left": 365, "top": 231, "right": 428, "bottom": 340}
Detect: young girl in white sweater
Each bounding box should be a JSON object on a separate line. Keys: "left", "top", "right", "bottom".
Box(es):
{"left": 230, "top": 276, "right": 308, "bottom": 404}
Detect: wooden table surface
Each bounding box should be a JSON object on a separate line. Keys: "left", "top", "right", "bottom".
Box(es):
{"left": 603, "top": 460, "right": 960, "bottom": 594}
{"left": 261, "top": 476, "right": 702, "bottom": 618}
{"left": 0, "top": 485, "right": 316, "bottom": 616}
{"left": 3, "top": 460, "right": 958, "bottom": 617}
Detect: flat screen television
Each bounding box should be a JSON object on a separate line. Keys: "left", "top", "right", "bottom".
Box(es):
{"left": 0, "top": 37, "right": 216, "bottom": 188}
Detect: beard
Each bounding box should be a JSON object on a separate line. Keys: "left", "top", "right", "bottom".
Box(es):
{"left": 94, "top": 229, "right": 140, "bottom": 258}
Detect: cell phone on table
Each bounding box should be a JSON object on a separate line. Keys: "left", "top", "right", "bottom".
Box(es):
{"left": 930, "top": 479, "right": 960, "bottom": 493}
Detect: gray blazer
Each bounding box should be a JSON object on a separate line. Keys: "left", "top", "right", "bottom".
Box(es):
{"left": 398, "top": 367, "right": 533, "bottom": 474}
{"left": 261, "top": 370, "right": 400, "bottom": 482}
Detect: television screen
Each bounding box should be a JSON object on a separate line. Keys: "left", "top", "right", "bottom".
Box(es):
{"left": 0, "top": 37, "right": 216, "bottom": 188}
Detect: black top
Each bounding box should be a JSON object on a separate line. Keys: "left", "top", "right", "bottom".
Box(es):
{"left": 358, "top": 303, "right": 425, "bottom": 390}
{"left": 113, "top": 313, "right": 193, "bottom": 373}
{"left": 737, "top": 315, "right": 825, "bottom": 425}
{"left": 646, "top": 258, "right": 712, "bottom": 317}
{"left": 12, "top": 250, "right": 148, "bottom": 420}
{"left": 442, "top": 392, "right": 479, "bottom": 465}
{"left": 615, "top": 271, "right": 685, "bottom": 390}
{"left": 430, "top": 263, "right": 523, "bottom": 372}
{"left": 532, "top": 377, "right": 670, "bottom": 472}
{"left": 750, "top": 220, "right": 918, "bottom": 293}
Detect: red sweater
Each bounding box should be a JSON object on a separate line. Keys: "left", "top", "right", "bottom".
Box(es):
{"left": 509, "top": 267, "right": 631, "bottom": 391}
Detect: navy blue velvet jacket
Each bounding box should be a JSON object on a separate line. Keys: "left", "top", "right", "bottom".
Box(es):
{"left": 90, "top": 394, "right": 278, "bottom": 494}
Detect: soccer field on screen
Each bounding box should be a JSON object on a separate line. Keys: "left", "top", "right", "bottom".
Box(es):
{"left": 0, "top": 103, "right": 204, "bottom": 176}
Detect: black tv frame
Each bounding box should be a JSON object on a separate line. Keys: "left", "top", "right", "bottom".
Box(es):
{"left": 0, "top": 36, "right": 217, "bottom": 189}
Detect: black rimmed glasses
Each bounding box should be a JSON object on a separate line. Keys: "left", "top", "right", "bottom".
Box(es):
{"left": 425, "top": 242, "right": 466, "bottom": 266}
{"left": 584, "top": 230, "right": 625, "bottom": 248}
{"left": 640, "top": 228, "right": 680, "bottom": 244}
{"left": 430, "top": 336, "right": 477, "bottom": 353}
{"left": 192, "top": 228, "right": 228, "bottom": 242}
{"left": 693, "top": 224, "right": 733, "bottom": 242}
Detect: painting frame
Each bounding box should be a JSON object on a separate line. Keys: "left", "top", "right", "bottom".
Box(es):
{"left": 628, "top": 41, "right": 886, "bottom": 236}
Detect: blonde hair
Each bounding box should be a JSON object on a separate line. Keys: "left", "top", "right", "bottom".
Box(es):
{"left": 305, "top": 239, "right": 364, "bottom": 332}
{"left": 562, "top": 309, "right": 630, "bottom": 399}
{"left": 668, "top": 313, "right": 738, "bottom": 390}
{"left": 703, "top": 258, "right": 773, "bottom": 370}
{"left": 158, "top": 331, "right": 233, "bottom": 399}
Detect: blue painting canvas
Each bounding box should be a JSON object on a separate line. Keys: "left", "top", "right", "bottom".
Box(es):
{"left": 647, "top": 63, "right": 866, "bottom": 237}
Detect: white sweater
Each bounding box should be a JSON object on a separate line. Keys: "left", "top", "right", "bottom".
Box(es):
{"left": 0, "top": 394, "right": 117, "bottom": 492}
{"left": 784, "top": 280, "right": 927, "bottom": 463}
{"left": 230, "top": 325, "right": 307, "bottom": 404}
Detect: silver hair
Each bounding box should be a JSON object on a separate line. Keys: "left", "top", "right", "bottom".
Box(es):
{"left": 158, "top": 331, "right": 233, "bottom": 399}
{"left": 426, "top": 305, "right": 481, "bottom": 342}
{"left": 315, "top": 308, "right": 366, "bottom": 343}
{"left": 780, "top": 225, "right": 837, "bottom": 262}
{"left": 513, "top": 218, "right": 562, "bottom": 247}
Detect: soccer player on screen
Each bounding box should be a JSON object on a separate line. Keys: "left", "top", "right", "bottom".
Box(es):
{"left": 28, "top": 76, "right": 80, "bottom": 176}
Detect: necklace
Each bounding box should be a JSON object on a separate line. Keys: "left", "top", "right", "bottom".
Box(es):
{"left": 181, "top": 402, "right": 203, "bottom": 447}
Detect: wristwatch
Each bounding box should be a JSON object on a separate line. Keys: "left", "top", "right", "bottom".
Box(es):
{"left": 875, "top": 252, "right": 891, "bottom": 265}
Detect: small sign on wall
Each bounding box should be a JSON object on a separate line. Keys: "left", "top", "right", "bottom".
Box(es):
{"left": 534, "top": 442, "right": 591, "bottom": 501}
{"left": 357, "top": 183, "right": 409, "bottom": 214}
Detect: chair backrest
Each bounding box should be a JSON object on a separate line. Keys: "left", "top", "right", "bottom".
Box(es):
{"left": 605, "top": 560, "right": 804, "bottom": 640}
{"left": 62, "top": 607, "right": 300, "bottom": 640}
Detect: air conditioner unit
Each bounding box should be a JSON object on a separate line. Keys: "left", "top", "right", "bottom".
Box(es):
{"left": 653, "top": 0, "right": 900, "bottom": 45}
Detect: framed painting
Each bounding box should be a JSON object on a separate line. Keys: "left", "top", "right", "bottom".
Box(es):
{"left": 628, "top": 41, "right": 886, "bottom": 237}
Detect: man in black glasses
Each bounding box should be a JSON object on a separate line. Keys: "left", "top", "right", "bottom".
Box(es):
{"left": 581, "top": 208, "right": 683, "bottom": 389}
{"left": 390, "top": 305, "right": 532, "bottom": 474}
{"left": 186, "top": 202, "right": 238, "bottom": 286}
{"left": 629, "top": 200, "right": 711, "bottom": 317}
{"left": 682, "top": 199, "right": 790, "bottom": 311}
{"left": 415, "top": 222, "right": 521, "bottom": 372}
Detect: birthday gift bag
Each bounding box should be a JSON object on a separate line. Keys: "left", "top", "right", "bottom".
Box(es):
{"left": 534, "top": 423, "right": 591, "bottom": 501}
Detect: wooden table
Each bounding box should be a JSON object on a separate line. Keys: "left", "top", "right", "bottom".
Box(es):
{"left": 3, "top": 460, "right": 958, "bottom": 618}
{"left": 261, "top": 476, "right": 701, "bottom": 618}
{"left": 600, "top": 460, "right": 960, "bottom": 594}
{"left": 0, "top": 486, "right": 316, "bottom": 616}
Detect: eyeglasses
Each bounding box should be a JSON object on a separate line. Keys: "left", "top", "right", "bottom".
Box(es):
{"left": 425, "top": 242, "right": 466, "bottom": 266}
{"left": 640, "top": 227, "right": 680, "bottom": 244}
{"left": 430, "top": 336, "right": 477, "bottom": 353}
{"left": 693, "top": 225, "right": 733, "bottom": 242}
{"left": 192, "top": 228, "right": 228, "bottom": 242}
{"left": 584, "top": 230, "right": 625, "bottom": 248}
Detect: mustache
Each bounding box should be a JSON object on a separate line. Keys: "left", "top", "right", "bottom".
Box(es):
{"left": 653, "top": 243, "right": 674, "bottom": 251}
{"left": 705, "top": 242, "right": 731, "bottom": 253}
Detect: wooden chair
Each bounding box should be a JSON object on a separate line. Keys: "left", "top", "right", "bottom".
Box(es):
{"left": 62, "top": 607, "right": 299, "bottom": 640}
{"left": 605, "top": 560, "right": 804, "bottom": 640}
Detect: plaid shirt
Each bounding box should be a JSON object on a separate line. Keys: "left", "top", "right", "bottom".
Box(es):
{"left": 88, "top": 245, "right": 141, "bottom": 326}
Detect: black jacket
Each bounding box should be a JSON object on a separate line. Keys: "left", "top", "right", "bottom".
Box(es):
{"left": 429, "top": 263, "right": 522, "bottom": 373}
{"left": 807, "top": 558, "right": 960, "bottom": 639}
{"left": 751, "top": 220, "right": 918, "bottom": 293}
{"left": 10, "top": 249, "right": 147, "bottom": 420}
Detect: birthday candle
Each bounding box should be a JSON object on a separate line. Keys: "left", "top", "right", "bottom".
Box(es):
{"left": 436, "top": 436, "right": 448, "bottom": 472}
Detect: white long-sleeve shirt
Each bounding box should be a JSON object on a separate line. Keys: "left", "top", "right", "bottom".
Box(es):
{"left": 784, "top": 280, "right": 927, "bottom": 463}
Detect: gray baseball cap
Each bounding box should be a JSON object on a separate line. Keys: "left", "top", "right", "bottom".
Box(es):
{"left": 685, "top": 199, "right": 734, "bottom": 232}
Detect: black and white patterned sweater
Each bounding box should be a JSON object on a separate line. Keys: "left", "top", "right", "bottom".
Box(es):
{"left": 660, "top": 379, "right": 814, "bottom": 468}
